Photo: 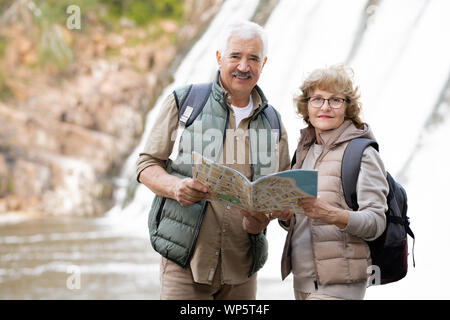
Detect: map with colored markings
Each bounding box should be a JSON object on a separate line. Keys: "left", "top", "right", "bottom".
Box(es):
{"left": 192, "top": 152, "right": 317, "bottom": 213}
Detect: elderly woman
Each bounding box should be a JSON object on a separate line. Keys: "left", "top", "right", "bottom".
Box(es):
{"left": 279, "top": 65, "right": 389, "bottom": 300}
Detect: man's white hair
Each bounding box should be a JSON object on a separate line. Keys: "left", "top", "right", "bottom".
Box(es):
{"left": 217, "top": 20, "right": 268, "bottom": 58}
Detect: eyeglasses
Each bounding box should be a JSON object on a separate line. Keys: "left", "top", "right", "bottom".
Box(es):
{"left": 307, "top": 96, "right": 348, "bottom": 109}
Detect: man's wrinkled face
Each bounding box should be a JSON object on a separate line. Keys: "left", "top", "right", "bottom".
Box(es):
{"left": 216, "top": 35, "right": 267, "bottom": 104}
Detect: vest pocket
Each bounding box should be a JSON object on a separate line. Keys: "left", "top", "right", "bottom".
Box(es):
{"left": 148, "top": 195, "right": 166, "bottom": 233}
{"left": 155, "top": 197, "right": 166, "bottom": 229}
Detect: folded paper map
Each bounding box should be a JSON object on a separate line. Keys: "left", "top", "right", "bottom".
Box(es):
{"left": 191, "top": 152, "right": 317, "bottom": 214}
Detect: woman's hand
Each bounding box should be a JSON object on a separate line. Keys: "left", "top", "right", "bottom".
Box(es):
{"left": 241, "top": 209, "right": 293, "bottom": 234}
{"left": 269, "top": 209, "right": 293, "bottom": 222}
{"left": 298, "top": 197, "right": 349, "bottom": 229}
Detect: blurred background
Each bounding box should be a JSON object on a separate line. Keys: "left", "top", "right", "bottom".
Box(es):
{"left": 0, "top": 0, "right": 449, "bottom": 299}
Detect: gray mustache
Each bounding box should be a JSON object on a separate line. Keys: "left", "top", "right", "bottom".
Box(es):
{"left": 231, "top": 71, "right": 253, "bottom": 78}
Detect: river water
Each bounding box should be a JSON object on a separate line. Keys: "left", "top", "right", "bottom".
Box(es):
{"left": 0, "top": 212, "right": 292, "bottom": 300}
{"left": 0, "top": 215, "right": 160, "bottom": 299}
{"left": 1, "top": 0, "right": 450, "bottom": 300}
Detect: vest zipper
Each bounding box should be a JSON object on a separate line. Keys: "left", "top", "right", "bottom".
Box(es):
{"left": 248, "top": 121, "right": 254, "bottom": 180}
{"left": 223, "top": 108, "right": 229, "bottom": 146}
{"left": 309, "top": 159, "right": 321, "bottom": 287}
{"left": 155, "top": 197, "right": 166, "bottom": 229}
{"left": 185, "top": 106, "right": 228, "bottom": 265}
{"left": 246, "top": 108, "right": 265, "bottom": 180}
{"left": 308, "top": 217, "right": 321, "bottom": 289}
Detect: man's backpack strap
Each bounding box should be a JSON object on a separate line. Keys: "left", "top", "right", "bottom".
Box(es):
{"left": 341, "top": 138, "right": 379, "bottom": 211}
{"left": 169, "top": 83, "right": 212, "bottom": 161}
{"left": 174, "top": 82, "right": 213, "bottom": 127}
{"left": 262, "top": 105, "right": 281, "bottom": 142}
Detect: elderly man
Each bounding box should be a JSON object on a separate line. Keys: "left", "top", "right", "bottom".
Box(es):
{"left": 136, "top": 20, "right": 290, "bottom": 300}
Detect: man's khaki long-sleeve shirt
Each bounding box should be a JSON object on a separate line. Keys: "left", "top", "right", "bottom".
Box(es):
{"left": 136, "top": 85, "right": 290, "bottom": 285}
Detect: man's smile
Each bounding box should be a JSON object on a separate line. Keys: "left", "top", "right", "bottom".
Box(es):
{"left": 231, "top": 71, "right": 253, "bottom": 80}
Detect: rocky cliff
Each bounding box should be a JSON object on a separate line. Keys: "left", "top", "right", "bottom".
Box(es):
{"left": 0, "top": 0, "right": 222, "bottom": 216}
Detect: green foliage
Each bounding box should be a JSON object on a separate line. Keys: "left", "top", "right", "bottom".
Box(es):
{"left": 0, "top": 0, "right": 14, "bottom": 13}
{"left": 0, "top": 71, "right": 13, "bottom": 99}
{"left": 33, "top": 0, "right": 97, "bottom": 31}
{"left": 0, "top": 0, "right": 185, "bottom": 74}
{"left": 101, "top": 0, "right": 184, "bottom": 25}
{"left": 28, "top": 1, "right": 97, "bottom": 69}
{"left": 7, "top": 178, "right": 14, "bottom": 193}
{"left": 0, "top": 176, "right": 14, "bottom": 194}
{"left": 0, "top": 36, "right": 6, "bottom": 58}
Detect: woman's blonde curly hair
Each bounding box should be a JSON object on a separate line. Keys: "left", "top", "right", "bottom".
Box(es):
{"left": 294, "top": 64, "right": 363, "bottom": 128}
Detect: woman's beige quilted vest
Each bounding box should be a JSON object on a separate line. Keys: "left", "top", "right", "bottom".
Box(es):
{"left": 281, "top": 120, "right": 372, "bottom": 285}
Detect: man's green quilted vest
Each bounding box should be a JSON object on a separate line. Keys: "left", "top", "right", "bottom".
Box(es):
{"left": 148, "top": 74, "right": 280, "bottom": 277}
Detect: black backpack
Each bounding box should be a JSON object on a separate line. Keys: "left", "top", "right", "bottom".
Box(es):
{"left": 173, "top": 83, "right": 281, "bottom": 140}
{"left": 342, "top": 138, "right": 415, "bottom": 285}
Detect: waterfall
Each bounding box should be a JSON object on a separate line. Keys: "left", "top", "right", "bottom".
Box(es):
{"left": 259, "top": 0, "right": 367, "bottom": 155}
{"left": 108, "top": 0, "right": 450, "bottom": 299}
{"left": 350, "top": 0, "right": 450, "bottom": 175}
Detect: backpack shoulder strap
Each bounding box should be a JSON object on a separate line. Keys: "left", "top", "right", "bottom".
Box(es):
{"left": 168, "top": 83, "right": 211, "bottom": 162}
{"left": 174, "top": 82, "right": 212, "bottom": 127}
{"left": 290, "top": 152, "right": 297, "bottom": 169}
{"left": 341, "top": 138, "right": 379, "bottom": 210}
{"left": 262, "top": 105, "right": 281, "bottom": 142}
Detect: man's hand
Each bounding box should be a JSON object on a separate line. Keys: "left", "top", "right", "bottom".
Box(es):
{"left": 174, "top": 178, "right": 209, "bottom": 206}
{"left": 240, "top": 209, "right": 271, "bottom": 234}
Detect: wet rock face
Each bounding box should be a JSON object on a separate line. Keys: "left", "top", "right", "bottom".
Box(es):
{"left": 0, "top": 65, "right": 138, "bottom": 216}
{"left": 0, "top": 0, "right": 222, "bottom": 216}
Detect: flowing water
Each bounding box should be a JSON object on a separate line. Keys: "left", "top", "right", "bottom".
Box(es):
{"left": 1, "top": 0, "right": 450, "bottom": 299}
{"left": 0, "top": 215, "right": 159, "bottom": 299}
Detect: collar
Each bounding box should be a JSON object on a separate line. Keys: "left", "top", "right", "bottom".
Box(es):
{"left": 298, "top": 119, "right": 374, "bottom": 149}
{"left": 317, "top": 119, "right": 354, "bottom": 146}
